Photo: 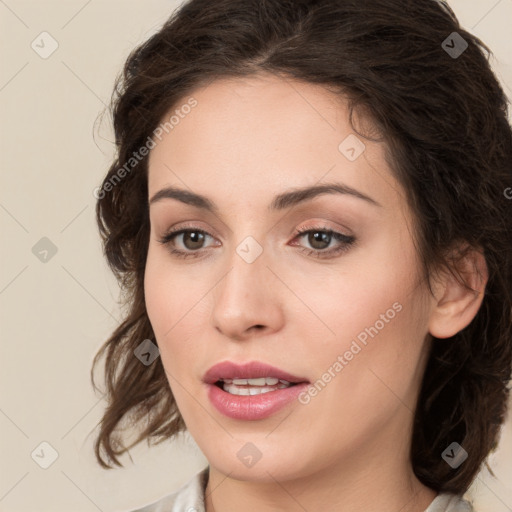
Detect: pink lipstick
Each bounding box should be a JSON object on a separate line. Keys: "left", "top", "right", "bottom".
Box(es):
{"left": 203, "top": 361, "right": 309, "bottom": 420}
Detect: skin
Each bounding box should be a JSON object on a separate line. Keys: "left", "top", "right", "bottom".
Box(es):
{"left": 144, "top": 72, "right": 487, "bottom": 512}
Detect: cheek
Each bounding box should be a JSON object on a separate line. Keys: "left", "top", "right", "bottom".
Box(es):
{"left": 295, "top": 228, "right": 421, "bottom": 348}
{"left": 145, "top": 241, "right": 192, "bottom": 328}
{"left": 293, "top": 278, "right": 430, "bottom": 461}
{"left": 144, "top": 247, "right": 170, "bottom": 335}
{"left": 144, "top": 248, "right": 186, "bottom": 358}
{"left": 144, "top": 245, "right": 210, "bottom": 381}
{"left": 296, "top": 232, "right": 428, "bottom": 400}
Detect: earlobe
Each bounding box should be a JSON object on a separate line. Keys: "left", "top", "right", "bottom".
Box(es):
{"left": 428, "top": 246, "right": 488, "bottom": 339}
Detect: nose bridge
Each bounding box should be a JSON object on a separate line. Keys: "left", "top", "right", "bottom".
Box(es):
{"left": 216, "top": 235, "right": 269, "bottom": 310}
{"left": 211, "top": 233, "right": 282, "bottom": 338}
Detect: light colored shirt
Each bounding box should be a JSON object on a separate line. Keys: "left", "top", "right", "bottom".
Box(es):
{"left": 129, "top": 467, "right": 475, "bottom": 512}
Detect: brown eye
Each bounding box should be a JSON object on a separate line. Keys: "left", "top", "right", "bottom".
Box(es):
{"left": 181, "top": 231, "right": 207, "bottom": 250}
{"left": 291, "top": 226, "right": 356, "bottom": 259}
{"left": 307, "top": 231, "right": 332, "bottom": 250}
{"left": 158, "top": 228, "right": 216, "bottom": 259}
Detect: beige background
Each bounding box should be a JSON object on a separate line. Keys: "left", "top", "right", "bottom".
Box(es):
{"left": 0, "top": 1, "right": 511, "bottom": 511}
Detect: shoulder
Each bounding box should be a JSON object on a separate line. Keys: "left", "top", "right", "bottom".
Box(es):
{"left": 126, "top": 466, "right": 209, "bottom": 512}
{"left": 424, "top": 493, "right": 475, "bottom": 512}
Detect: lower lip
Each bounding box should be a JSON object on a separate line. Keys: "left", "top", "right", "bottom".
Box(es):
{"left": 206, "top": 382, "right": 309, "bottom": 420}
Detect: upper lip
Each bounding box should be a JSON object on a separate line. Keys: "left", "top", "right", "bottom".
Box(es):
{"left": 203, "top": 361, "right": 309, "bottom": 384}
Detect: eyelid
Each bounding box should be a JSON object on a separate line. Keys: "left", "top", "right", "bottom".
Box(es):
{"left": 158, "top": 223, "right": 219, "bottom": 246}
{"left": 159, "top": 220, "right": 216, "bottom": 237}
{"left": 292, "top": 218, "right": 354, "bottom": 238}
{"left": 160, "top": 217, "right": 352, "bottom": 239}
{"left": 289, "top": 224, "right": 356, "bottom": 258}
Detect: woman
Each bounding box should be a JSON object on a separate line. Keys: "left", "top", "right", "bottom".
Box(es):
{"left": 90, "top": 0, "right": 512, "bottom": 511}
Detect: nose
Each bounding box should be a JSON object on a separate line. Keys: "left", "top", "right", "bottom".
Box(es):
{"left": 211, "top": 244, "right": 285, "bottom": 341}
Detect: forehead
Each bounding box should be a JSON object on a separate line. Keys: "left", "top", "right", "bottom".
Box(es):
{"left": 150, "top": 73, "right": 350, "bottom": 157}
{"left": 146, "top": 73, "right": 402, "bottom": 216}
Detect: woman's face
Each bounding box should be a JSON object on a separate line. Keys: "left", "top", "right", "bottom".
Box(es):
{"left": 145, "top": 73, "right": 434, "bottom": 482}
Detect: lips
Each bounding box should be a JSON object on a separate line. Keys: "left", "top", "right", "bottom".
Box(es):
{"left": 203, "top": 360, "right": 308, "bottom": 385}
{"left": 203, "top": 361, "right": 310, "bottom": 420}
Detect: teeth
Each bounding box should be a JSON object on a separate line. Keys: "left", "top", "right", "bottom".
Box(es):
{"left": 249, "top": 386, "right": 272, "bottom": 395}
{"left": 220, "top": 377, "right": 293, "bottom": 396}
{"left": 223, "top": 384, "right": 284, "bottom": 396}
{"left": 247, "top": 378, "right": 266, "bottom": 386}
{"left": 227, "top": 377, "right": 284, "bottom": 386}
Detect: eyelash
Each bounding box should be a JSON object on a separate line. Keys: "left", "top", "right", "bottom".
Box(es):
{"left": 157, "top": 224, "right": 356, "bottom": 260}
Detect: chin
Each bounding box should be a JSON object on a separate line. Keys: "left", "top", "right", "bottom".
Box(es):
{"left": 201, "top": 437, "right": 314, "bottom": 483}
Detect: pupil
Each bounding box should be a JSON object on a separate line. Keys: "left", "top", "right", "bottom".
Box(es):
{"left": 185, "top": 231, "right": 204, "bottom": 249}
{"left": 309, "top": 231, "right": 330, "bottom": 249}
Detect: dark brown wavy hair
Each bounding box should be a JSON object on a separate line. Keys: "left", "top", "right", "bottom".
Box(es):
{"left": 90, "top": 0, "right": 512, "bottom": 495}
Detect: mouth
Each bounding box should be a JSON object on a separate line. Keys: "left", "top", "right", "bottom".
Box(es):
{"left": 214, "top": 377, "right": 298, "bottom": 396}
{"left": 203, "top": 361, "right": 310, "bottom": 420}
{"left": 203, "top": 360, "right": 309, "bottom": 388}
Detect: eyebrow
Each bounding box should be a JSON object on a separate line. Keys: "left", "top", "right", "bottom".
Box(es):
{"left": 149, "top": 181, "right": 382, "bottom": 212}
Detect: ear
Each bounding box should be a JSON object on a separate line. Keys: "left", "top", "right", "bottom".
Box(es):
{"left": 428, "top": 245, "right": 488, "bottom": 339}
